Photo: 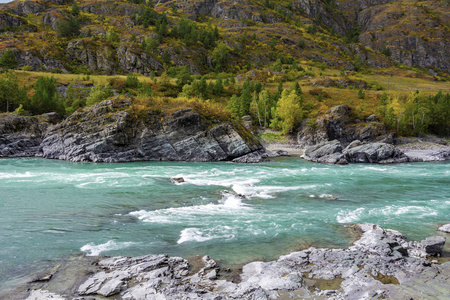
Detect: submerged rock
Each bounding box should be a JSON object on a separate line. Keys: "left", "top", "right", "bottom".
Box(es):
{"left": 18, "top": 223, "right": 448, "bottom": 300}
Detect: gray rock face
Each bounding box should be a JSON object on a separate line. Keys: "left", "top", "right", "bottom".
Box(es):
{"left": 0, "top": 113, "right": 47, "bottom": 157}
{"left": 302, "top": 139, "right": 407, "bottom": 164}
{"left": 303, "top": 140, "right": 345, "bottom": 164}
{"left": 438, "top": 224, "right": 450, "bottom": 233}
{"left": 344, "top": 142, "right": 407, "bottom": 164}
{"left": 22, "top": 223, "right": 449, "bottom": 300}
{"left": 1, "top": 99, "right": 263, "bottom": 163}
{"left": 298, "top": 105, "right": 387, "bottom": 149}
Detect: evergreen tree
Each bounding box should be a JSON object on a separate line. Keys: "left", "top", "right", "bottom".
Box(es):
{"left": 213, "top": 77, "right": 224, "bottom": 96}
{"left": 0, "top": 50, "right": 18, "bottom": 69}
{"left": 30, "top": 76, "right": 65, "bottom": 115}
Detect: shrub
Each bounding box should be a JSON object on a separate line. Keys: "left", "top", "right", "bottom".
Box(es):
{"left": 86, "top": 83, "right": 114, "bottom": 107}
{"left": 126, "top": 73, "right": 140, "bottom": 89}
{"left": 56, "top": 18, "right": 80, "bottom": 38}
{"left": 0, "top": 50, "right": 18, "bottom": 69}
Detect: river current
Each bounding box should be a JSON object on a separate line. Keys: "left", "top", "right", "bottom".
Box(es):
{"left": 0, "top": 158, "right": 449, "bottom": 289}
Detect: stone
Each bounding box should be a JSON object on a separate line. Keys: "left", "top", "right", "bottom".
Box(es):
{"left": 438, "top": 224, "right": 450, "bottom": 233}
{"left": 170, "top": 177, "right": 185, "bottom": 184}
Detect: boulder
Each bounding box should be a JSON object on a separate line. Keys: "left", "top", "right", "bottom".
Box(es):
{"left": 303, "top": 140, "right": 346, "bottom": 164}
{"left": 344, "top": 142, "right": 407, "bottom": 163}
{"left": 438, "top": 224, "right": 450, "bottom": 233}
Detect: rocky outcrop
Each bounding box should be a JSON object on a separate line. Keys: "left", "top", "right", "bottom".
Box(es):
{"left": 0, "top": 113, "right": 48, "bottom": 157}
{"left": 357, "top": 1, "right": 450, "bottom": 73}
{"left": 298, "top": 105, "right": 387, "bottom": 149}
{"left": 179, "top": 0, "right": 280, "bottom": 23}
{"left": 0, "top": 98, "right": 263, "bottom": 163}
{"left": 19, "top": 223, "right": 449, "bottom": 300}
{"left": 303, "top": 139, "right": 408, "bottom": 164}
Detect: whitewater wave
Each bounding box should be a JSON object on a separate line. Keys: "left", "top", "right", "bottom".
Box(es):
{"left": 177, "top": 227, "right": 235, "bottom": 244}
{"left": 337, "top": 208, "right": 365, "bottom": 223}
{"left": 129, "top": 193, "right": 251, "bottom": 224}
{"left": 370, "top": 205, "right": 438, "bottom": 218}
{"left": 80, "top": 240, "right": 137, "bottom": 256}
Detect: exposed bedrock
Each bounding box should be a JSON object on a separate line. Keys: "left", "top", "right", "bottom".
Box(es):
{"left": 0, "top": 98, "right": 264, "bottom": 163}
{"left": 20, "top": 223, "right": 448, "bottom": 300}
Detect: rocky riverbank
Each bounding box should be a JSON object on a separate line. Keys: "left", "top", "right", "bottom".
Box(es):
{"left": 263, "top": 104, "right": 450, "bottom": 164}
{"left": 0, "top": 98, "right": 269, "bottom": 163}
{"left": 5, "top": 223, "right": 448, "bottom": 300}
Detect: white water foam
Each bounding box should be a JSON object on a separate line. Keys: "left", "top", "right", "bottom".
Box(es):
{"left": 177, "top": 227, "right": 235, "bottom": 244}
{"left": 370, "top": 205, "right": 438, "bottom": 218}
{"left": 129, "top": 193, "right": 251, "bottom": 224}
{"left": 337, "top": 208, "right": 365, "bottom": 223}
{"left": 80, "top": 240, "right": 137, "bottom": 256}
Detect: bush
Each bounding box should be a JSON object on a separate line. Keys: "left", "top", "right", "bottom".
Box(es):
{"left": 0, "top": 50, "right": 18, "bottom": 69}
{"left": 126, "top": 73, "right": 140, "bottom": 89}
{"left": 86, "top": 83, "right": 114, "bottom": 107}
{"left": 56, "top": 18, "right": 80, "bottom": 38}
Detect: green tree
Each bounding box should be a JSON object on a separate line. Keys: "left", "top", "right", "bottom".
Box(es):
{"left": 228, "top": 94, "right": 241, "bottom": 118}
{"left": 30, "top": 76, "right": 65, "bottom": 115}
{"left": 56, "top": 18, "right": 80, "bottom": 38}
{"left": 270, "top": 89, "right": 303, "bottom": 134}
{"left": 0, "top": 71, "right": 28, "bottom": 112}
{"left": 86, "top": 83, "right": 114, "bottom": 107}
{"left": 0, "top": 50, "right": 18, "bottom": 69}
{"left": 213, "top": 76, "right": 224, "bottom": 96}
{"left": 176, "top": 66, "right": 192, "bottom": 89}
{"left": 358, "top": 88, "right": 365, "bottom": 99}
{"left": 211, "top": 42, "right": 229, "bottom": 72}
{"left": 71, "top": 1, "right": 80, "bottom": 16}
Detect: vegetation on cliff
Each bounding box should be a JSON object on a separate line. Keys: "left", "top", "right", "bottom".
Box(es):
{"left": 0, "top": 0, "right": 449, "bottom": 139}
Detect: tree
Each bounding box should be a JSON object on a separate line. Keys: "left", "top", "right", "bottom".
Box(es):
{"left": 29, "top": 76, "right": 65, "bottom": 115}
{"left": 211, "top": 42, "right": 229, "bottom": 72}
{"left": 71, "top": 1, "right": 80, "bottom": 16}
{"left": 0, "top": 50, "right": 18, "bottom": 69}
{"left": 228, "top": 95, "right": 241, "bottom": 118}
{"left": 270, "top": 89, "right": 303, "bottom": 134}
{"left": 176, "top": 66, "right": 192, "bottom": 89}
{"left": 56, "top": 18, "right": 80, "bottom": 38}
{"left": 0, "top": 71, "right": 28, "bottom": 112}
{"left": 213, "top": 76, "right": 224, "bottom": 96}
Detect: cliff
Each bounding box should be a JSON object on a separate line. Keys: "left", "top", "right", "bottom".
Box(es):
{"left": 0, "top": 98, "right": 263, "bottom": 162}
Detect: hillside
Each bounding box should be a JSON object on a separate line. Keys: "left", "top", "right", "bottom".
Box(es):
{"left": 0, "top": 0, "right": 449, "bottom": 75}
{"left": 0, "top": 0, "right": 449, "bottom": 143}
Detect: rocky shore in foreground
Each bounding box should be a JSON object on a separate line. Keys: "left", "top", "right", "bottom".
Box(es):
{"left": 6, "top": 223, "right": 448, "bottom": 300}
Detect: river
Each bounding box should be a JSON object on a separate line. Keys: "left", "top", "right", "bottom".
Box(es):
{"left": 0, "top": 158, "right": 449, "bottom": 290}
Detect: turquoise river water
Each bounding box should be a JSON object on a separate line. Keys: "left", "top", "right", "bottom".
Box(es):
{"left": 0, "top": 158, "right": 449, "bottom": 290}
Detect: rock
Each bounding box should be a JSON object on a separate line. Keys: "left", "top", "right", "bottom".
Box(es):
{"left": 297, "top": 105, "right": 386, "bottom": 149}
{"left": 303, "top": 140, "right": 345, "bottom": 164}
{"left": 438, "top": 224, "right": 450, "bottom": 233}
{"left": 1, "top": 99, "right": 264, "bottom": 163}
{"left": 170, "top": 177, "right": 185, "bottom": 184}
{"left": 421, "top": 236, "right": 446, "bottom": 257}
{"left": 19, "top": 223, "right": 450, "bottom": 300}
{"left": 344, "top": 142, "right": 407, "bottom": 163}
{"left": 232, "top": 149, "right": 268, "bottom": 163}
